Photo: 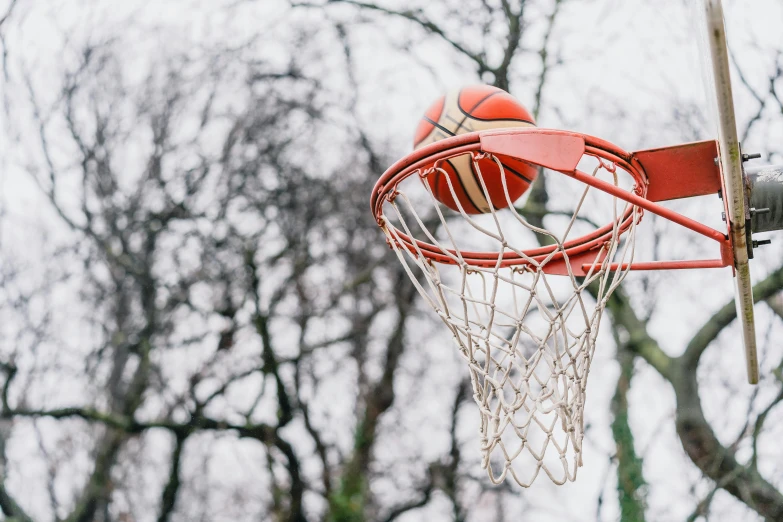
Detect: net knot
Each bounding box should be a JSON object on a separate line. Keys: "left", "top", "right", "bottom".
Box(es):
{"left": 597, "top": 156, "right": 617, "bottom": 173}
{"left": 384, "top": 185, "right": 401, "bottom": 204}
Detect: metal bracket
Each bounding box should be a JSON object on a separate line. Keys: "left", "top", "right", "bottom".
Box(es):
{"left": 742, "top": 146, "right": 755, "bottom": 259}
{"left": 746, "top": 164, "right": 783, "bottom": 234}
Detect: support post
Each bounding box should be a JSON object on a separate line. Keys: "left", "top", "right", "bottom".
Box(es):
{"left": 747, "top": 165, "right": 783, "bottom": 233}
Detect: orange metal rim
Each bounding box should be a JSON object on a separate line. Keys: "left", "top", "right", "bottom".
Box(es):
{"left": 372, "top": 128, "right": 734, "bottom": 272}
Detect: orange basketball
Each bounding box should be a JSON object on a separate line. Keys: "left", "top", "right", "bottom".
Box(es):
{"left": 413, "top": 85, "right": 538, "bottom": 214}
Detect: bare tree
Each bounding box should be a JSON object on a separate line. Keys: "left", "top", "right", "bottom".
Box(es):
{"left": 1, "top": 0, "right": 470, "bottom": 518}
{"left": 304, "top": 1, "right": 783, "bottom": 521}
{"left": 2, "top": 1, "right": 783, "bottom": 521}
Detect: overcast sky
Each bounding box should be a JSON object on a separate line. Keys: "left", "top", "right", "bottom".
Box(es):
{"left": 1, "top": 1, "right": 782, "bottom": 520}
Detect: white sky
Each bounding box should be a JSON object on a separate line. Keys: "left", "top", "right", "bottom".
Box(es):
{"left": 1, "top": 0, "right": 782, "bottom": 521}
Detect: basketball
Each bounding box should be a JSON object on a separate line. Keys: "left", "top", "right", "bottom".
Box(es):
{"left": 413, "top": 85, "right": 538, "bottom": 214}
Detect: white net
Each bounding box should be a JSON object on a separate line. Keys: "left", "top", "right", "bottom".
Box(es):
{"left": 379, "top": 151, "right": 641, "bottom": 487}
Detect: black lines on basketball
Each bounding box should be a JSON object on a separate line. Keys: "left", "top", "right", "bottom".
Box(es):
{"left": 469, "top": 159, "right": 535, "bottom": 211}
{"left": 413, "top": 95, "right": 445, "bottom": 147}
{"left": 447, "top": 159, "right": 482, "bottom": 214}
{"left": 468, "top": 159, "right": 491, "bottom": 211}
{"left": 423, "top": 116, "right": 456, "bottom": 138}
{"left": 451, "top": 88, "right": 500, "bottom": 134}
{"left": 457, "top": 86, "right": 536, "bottom": 125}
{"left": 444, "top": 111, "right": 473, "bottom": 134}
{"left": 500, "top": 160, "right": 535, "bottom": 185}
{"left": 465, "top": 114, "right": 536, "bottom": 125}
{"left": 457, "top": 88, "right": 500, "bottom": 122}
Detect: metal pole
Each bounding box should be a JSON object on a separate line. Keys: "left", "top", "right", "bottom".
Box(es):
{"left": 747, "top": 164, "right": 783, "bottom": 233}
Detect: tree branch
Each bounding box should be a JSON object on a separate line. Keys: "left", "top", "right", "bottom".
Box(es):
{"left": 157, "top": 433, "right": 187, "bottom": 522}
{"left": 531, "top": 0, "right": 564, "bottom": 119}
{"left": 604, "top": 286, "right": 674, "bottom": 380}
{"left": 380, "top": 475, "right": 433, "bottom": 522}
{"left": 0, "top": 485, "right": 33, "bottom": 522}
{"left": 603, "top": 269, "right": 783, "bottom": 520}
{"left": 0, "top": 0, "right": 18, "bottom": 88}
{"left": 494, "top": 0, "right": 522, "bottom": 91}
{"left": 329, "top": 268, "right": 418, "bottom": 520}
{"left": 681, "top": 263, "right": 783, "bottom": 371}
{"left": 0, "top": 379, "right": 32, "bottom": 522}
{"left": 751, "top": 363, "right": 783, "bottom": 470}
{"left": 672, "top": 359, "right": 783, "bottom": 521}
{"left": 611, "top": 347, "right": 647, "bottom": 521}
{"left": 309, "top": 0, "right": 488, "bottom": 72}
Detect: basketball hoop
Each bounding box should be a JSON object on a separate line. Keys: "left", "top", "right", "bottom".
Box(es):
{"left": 371, "top": 127, "right": 744, "bottom": 487}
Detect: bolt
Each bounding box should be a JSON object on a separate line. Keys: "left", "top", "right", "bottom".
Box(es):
{"left": 742, "top": 153, "right": 762, "bottom": 162}
{"left": 721, "top": 211, "right": 726, "bottom": 222}
{"left": 714, "top": 157, "right": 720, "bottom": 166}
{"left": 750, "top": 207, "right": 771, "bottom": 216}
{"left": 752, "top": 239, "right": 772, "bottom": 248}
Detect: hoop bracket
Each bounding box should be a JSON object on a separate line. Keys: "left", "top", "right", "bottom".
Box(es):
{"left": 372, "top": 128, "right": 736, "bottom": 276}
{"left": 632, "top": 140, "right": 723, "bottom": 202}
